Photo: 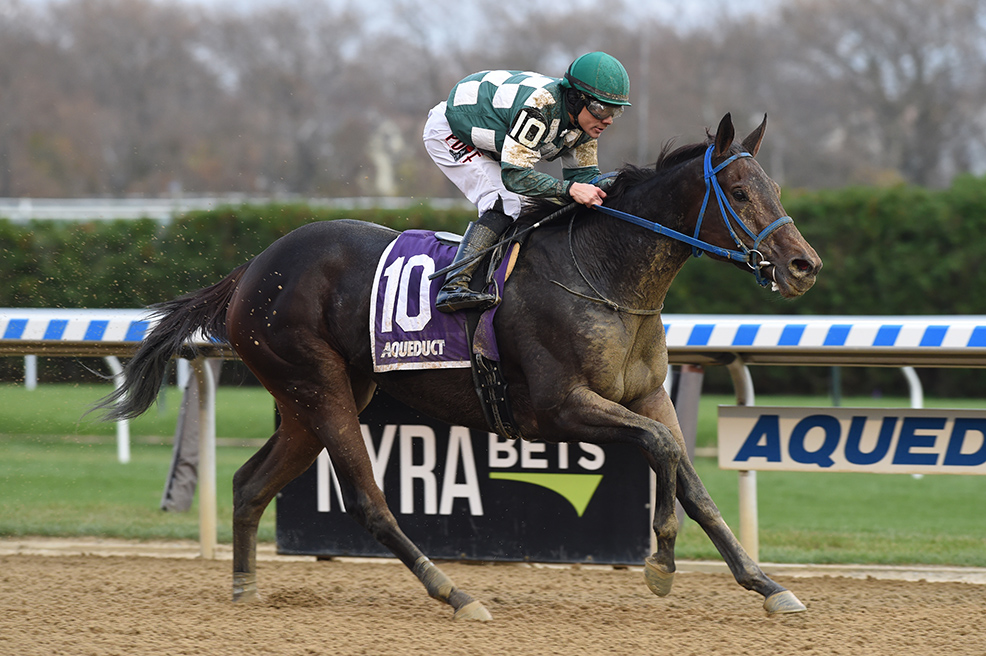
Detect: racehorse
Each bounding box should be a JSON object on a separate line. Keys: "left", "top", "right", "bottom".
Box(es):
{"left": 97, "top": 113, "right": 821, "bottom": 620}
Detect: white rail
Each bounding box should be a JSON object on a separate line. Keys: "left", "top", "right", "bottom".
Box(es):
{"left": 0, "top": 197, "right": 471, "bottom": 223}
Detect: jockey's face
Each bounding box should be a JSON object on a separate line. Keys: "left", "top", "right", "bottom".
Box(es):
{"left": 577, "top": 106, "right": 613, "bottom": 139}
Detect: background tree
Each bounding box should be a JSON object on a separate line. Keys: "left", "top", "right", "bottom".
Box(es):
{"left": 771, "top": 0, "right": 986, "bottom": 187}
{"left": 0, "top": 0, "right": 984, "bottom": 197}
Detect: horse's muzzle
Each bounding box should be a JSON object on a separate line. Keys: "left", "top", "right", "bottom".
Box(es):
{"left": 773, "top": 250, "right": 822, "bottom": 298}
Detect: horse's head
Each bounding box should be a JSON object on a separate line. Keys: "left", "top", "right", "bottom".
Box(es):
{"left": 697, "top": 113, "right": 821, "bottom": 298}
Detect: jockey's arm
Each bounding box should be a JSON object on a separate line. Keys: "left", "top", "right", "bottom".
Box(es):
{"left": 500, "top": 123, "right": 603, "bottom": 206}
{"left": 500, "top": 163, "right": 570, "bottom": 199}
{"left": 500, "top": 161, "right": 603, "bottom": 206}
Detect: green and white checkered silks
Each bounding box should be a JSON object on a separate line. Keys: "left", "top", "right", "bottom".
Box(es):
{"left": 444, "top": 70, "right": 600, "bottom": 200}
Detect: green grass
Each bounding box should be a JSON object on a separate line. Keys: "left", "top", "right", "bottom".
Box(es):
{"left": 0, "top": 382, "right": 275, "bottom": 441}
{"left": 676, "top": 459, "right": 986, "bottom": 566}
{"left": 0, "top": 382, "right": 277, "bottom": 543}
{"left": 0, "top": 383, "right": 984, "bottom": 566}
{"left": 0, "top": 436, "right": 276, "bottom": 543}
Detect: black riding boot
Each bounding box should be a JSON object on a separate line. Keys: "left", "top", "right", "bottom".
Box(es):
{"left": 435, "top": 215, "right": 505, "bottom": 313}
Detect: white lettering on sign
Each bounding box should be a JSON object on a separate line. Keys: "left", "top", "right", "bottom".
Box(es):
{"left": 316, "top": 427, "right": 609, "bottom": 516}
{"left": 489, "top": 434, "right": 519, "bottom": 468}
{"left": 522, "top": 441, "right": 548, "bottom": 469}
{"left": 577, "top": 443, "right": 605, "bottom": 471}
{"left": 439, "top": 426, "right": 483, "bottom": 515}
{"left": 718, "top": 406, "right": 986, "bottom": 475}
{"left": 316, "top": 452, "right": 346, "bottom": 512}
{"left": 487, "top": 434, "right": 605, "bottom": 471}
{"left": 400, "top": 424, "right": 438, "bottom": 514}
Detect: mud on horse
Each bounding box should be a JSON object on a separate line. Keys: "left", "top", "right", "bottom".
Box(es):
{"left": 96, "top": 114, "right": 821, "bottom": 620}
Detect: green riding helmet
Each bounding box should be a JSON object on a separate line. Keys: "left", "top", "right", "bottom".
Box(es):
{"left": 562, "top": 51, "right": 631, "bottom": 106}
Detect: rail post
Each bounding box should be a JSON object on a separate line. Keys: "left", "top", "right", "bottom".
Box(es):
{"left": 104, "top": 356, "right": 130, "bottom": 464}
{"left": 192, "top": 356, "right": 217, "bottom": 559}
{"left": 727, "top": 356, "right": 759, "bottom": 562}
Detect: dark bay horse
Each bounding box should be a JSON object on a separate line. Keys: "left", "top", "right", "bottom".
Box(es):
{"left": 98, "top": 114, "right": 821, "bottom": 620}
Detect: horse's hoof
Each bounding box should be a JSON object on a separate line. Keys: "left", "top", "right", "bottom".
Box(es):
{"left": 453, "top": 600, "right": 493, "bottom": 621}
{"left": 763, "top": 590, "right": 807, "bottom": 614}
{"left": 232, "top": 572, "right": 260, "bottom": 604}
{"left": 643, "top": 556, "right": 675, "bottom": 597}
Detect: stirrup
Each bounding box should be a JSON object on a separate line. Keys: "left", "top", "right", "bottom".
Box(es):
{"left": 436, "top": 281, "right": 499, "bottom": 313}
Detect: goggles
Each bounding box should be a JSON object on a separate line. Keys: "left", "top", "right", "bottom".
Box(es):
{"left": 585, "top": 98, "right": 625, "bottom": 121}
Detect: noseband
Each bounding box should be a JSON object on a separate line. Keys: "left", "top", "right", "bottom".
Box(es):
{"left": 592, "top": 144, "right": 793, "bottom": 288}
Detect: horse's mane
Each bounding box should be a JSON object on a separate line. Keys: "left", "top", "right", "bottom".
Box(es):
{"left": 519, "top": 137, "right": 714, "bottom": 222}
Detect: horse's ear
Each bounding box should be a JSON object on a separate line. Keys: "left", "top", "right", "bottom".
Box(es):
{"left": 713, "top": 113, "right": 735, "bottom": 158}
{"left": 742, "top": 114, "right": 768, "bottom": 157}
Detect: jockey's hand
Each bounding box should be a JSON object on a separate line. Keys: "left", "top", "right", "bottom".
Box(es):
{"left": 569, "top": 181, "right": 607, "bottom": 207}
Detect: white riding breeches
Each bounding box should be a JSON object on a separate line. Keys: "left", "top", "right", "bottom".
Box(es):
{"left": 422, "top": 102, "right": 523, "bottom": 219}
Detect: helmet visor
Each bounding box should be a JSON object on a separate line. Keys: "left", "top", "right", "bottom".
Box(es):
{"left": 585, "top": 98, "right": 625, "bottom": 121}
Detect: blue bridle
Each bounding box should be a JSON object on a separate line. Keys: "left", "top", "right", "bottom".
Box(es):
{"left": 591, "top": 144, "right": 793, "bottom": 287}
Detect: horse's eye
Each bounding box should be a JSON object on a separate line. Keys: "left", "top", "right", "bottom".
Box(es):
{"left": 732, "top": 189, "right": 749, "bottom": 202}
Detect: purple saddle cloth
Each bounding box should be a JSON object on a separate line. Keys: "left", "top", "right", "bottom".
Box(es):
{"left": 370, "top": 230, "right": 508, "bottom": 373}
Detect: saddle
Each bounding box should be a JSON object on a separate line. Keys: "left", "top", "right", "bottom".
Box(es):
{"left": 373, "top": 197, "right": 583, "bottom": 439}
{"left": 370, "top": 226, "right": 530, "bottom": 440}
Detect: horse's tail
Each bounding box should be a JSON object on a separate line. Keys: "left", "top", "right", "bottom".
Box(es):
{"left": 91, "top": 261, "right": 252, "bottom": 421}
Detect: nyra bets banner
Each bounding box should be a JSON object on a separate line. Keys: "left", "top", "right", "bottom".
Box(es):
{"left": 276, "top": 393, "right": 652, "bottom": 564}
{"left": 719, "top": 406, "right": 986, "bottom": 475}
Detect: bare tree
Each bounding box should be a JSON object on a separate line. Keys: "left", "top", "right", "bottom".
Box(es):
{"left": 1, "top": 0, "right": 984, "bottom": 198}
{"left": 203, "top": 3, "right": 365, "bottom": 194}
{"left": 773, "top": 0, "right": 986, "bottom": 187}
{"left": 53, "top": 0, "right": 224, "bottom": 193}
{"left": 0, "top": 1, "right": 79, "bottom": 195}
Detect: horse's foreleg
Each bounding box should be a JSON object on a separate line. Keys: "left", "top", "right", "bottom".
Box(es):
{"left": 556, "top": 388, "right": 682, "bottom": 595}
{"left": 231, "top": 419, "right": 323, "bottom": 603}
{"left": 675, "top": 458, "right": 806, "bottom": 613}
{"left": 636, "top": 424, "right": 681, "bottom": 598}
{"left": 637, "top": 386, "right": 806, "bottom": 613}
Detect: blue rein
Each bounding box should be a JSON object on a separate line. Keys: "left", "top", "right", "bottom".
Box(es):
{"left": 591, "top": 144, "right": 793, "bottom": 288}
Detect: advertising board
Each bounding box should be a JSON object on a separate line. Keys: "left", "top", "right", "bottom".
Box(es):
{"left": 277, "top": 393, "right": 652, "bottom": 564}
{"left": 719, "top": 406, "right": 986, "bottom": 475}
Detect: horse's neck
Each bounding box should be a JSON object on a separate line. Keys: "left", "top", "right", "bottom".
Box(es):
{"left": 570, "top": 176, "right": 694, "bottom": 310}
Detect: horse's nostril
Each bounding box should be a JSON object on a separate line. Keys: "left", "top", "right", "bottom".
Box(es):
{"left": 793, "top": 258, "right": 814, "bottom": 273}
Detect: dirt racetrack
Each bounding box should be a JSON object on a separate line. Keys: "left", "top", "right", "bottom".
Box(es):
{"left": 2, "top": 542, "right": 985, "bottom": 656}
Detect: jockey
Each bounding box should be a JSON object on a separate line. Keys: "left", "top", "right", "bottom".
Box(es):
{"left": 423, "top": 51, "right": 631, "bottom": 313}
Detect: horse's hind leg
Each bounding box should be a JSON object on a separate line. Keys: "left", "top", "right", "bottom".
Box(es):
{"left": 270, "top": 351, "right": 491, "bottom": 621}
{"left": 231, "top": 413, "right": 323, "bottom": 603}
{"left": 320, "top": 431, "right": 491, "bottom": 621}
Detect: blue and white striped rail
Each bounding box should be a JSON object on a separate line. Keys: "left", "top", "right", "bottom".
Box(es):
{"left": 0, "top": 307, "right": 225, "bottom": 555}
{"left": 0, "top": 308, "right": 220, "bottom": 357}
{"left": 663, "top": 314, "right": 986, "bottom": 367}
{"left": 1, "top": 308, "right": 149, "bottom": 342}
{"left": 3, "top": 308, "right": 986, "bottom": 367}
